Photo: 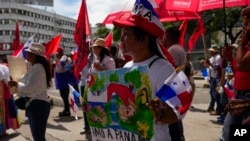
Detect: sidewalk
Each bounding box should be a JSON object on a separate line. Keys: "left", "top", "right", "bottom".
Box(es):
{"left": 3, "top": 79, "right": 223, "bottom": 141}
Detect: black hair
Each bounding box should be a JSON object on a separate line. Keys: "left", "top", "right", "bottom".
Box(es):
{"left": 35, "top": 55, "right": 52, "bottom": 88}
{"left": 132, "top": 26, "right": 164, "bottom": 58}
{"left": 99, "top": 47, "right": 111, "bottom": 63}
{"left": 165, "top": 26, "right": 180, "bottom": 43}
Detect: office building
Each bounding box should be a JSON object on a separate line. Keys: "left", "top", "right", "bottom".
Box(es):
{"left": 0, "top": 0, "right": 78, "bottom": 59}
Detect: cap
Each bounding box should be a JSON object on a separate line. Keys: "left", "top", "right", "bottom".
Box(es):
{"left": 25, "top": 43, "right": 45, "bottom": 57}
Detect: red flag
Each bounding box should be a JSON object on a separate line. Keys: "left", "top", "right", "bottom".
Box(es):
{"left": 45, "top": 34, "right": 62, "bottom": 57}
{"left": 105, "top": 32, "right": 112, "bottom": 48}
{"left": 74, "top": 0, "right": 91, "bottom": 78}
{"left": 179, "top": 20, "right": 188, "bottom": 47}
{"left": 188, "top": 17, "right": 205, "bottom": 52}
{"left": 12, "top": 21, "right": 20, "bottom": 55}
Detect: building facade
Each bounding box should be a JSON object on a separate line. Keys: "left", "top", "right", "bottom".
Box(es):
{"left": 0, "top": 1, "right": 77, "bottom": 59}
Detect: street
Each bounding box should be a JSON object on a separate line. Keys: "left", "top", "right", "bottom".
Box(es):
{"left": 2, "top": 79, "right": 223, "bottom": 141}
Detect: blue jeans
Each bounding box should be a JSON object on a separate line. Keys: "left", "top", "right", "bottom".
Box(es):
{"left": 221, "top": 90, "right": 250, "bottom": 141}
{"left": 26, "top": 100, "right": 50, "bottom": 141}
{"left": 209, "top": 77, "right": 223, "bottom": 113}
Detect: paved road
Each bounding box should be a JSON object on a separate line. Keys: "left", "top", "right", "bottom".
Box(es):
{"left": 2, "top": 79, "right": 223, "bottom": 141}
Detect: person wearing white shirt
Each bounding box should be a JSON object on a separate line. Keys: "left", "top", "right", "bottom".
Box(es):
{"left": 8, "top": 43, "right": 52, "bottom": 141}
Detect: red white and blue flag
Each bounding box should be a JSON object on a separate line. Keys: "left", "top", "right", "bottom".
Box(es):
{"left": 224, "top": 81, "right": 234, "bottom": 100}
{"left": 13, "top": 36, "right": 34, "bottom": 59}
{"left": 71, "top": 47, "right": 78, "bottom": 62}
{"left": 68, "top": 84, "right": 80, "bottom": 119}
{"left": 156, "top": 71, "right": 192, "bottom": 119}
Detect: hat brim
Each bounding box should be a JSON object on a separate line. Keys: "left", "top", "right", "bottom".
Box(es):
{"left": 113, "top": 20, "right": 136, "bottom": 28}
{"left": 25, "top": 49, "right": 45, "bottom": 57}
{"left": 208, "top": 48, "right": 218, "bottom": 52}
{"left": 91, "top": 44, "right": 110, "bottom": 51}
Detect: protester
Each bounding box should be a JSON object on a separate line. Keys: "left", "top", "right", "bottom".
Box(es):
{"left": 185, "top": 54, "right": 195, "bottom": 96}
{"left": 0, "top": 62, "right": 20, "bottom": 136}
{"left": 112, "top": 0, "right": 181, "bottom": 140}
{"left": 221, "top": 7, "right": 250, "bottom": 141}
{"left": 89, "top": 38, "right": 115, "bottom": 72}
{"left": 185, "top": 54, "right": 196, "bottom": 111}
{"left": 54, "top": 47, "right": 79, "bottom": 117}
{"left": 216, "top": 46, "right": 229, "bottom": 123}
{"left": 110, "top": 44, "right": 126, "bottom": 68}
{"left": 162, "top": 26, "right": 187, "bottom": 141}
{"left": 80, "top": 43, "right": 92, "bottom": 135}
{"left": 162, "top": 26, "right": 186, "bottom": 69}
{"left": 8, "top": 43, "right": 51, "bottom": 141}
{"left": 201, "top": 45, "right": 223, "bottom": 115}
{"left": 82, "top": 38, "right": 115, "bottom": 134}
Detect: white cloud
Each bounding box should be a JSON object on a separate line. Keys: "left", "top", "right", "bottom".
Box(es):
{"left": 51, "top": 0, "right": 129, "bottom": 26}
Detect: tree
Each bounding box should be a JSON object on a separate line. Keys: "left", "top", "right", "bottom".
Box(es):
{"left": 202, "top": 7, "right": 242, "bottom": 44}
{"left": 94, "top": 26, "right": 110, "bottom": 38}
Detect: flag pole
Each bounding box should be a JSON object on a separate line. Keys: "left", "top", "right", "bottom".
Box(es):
{"left": 201, "top": 34, "right": 208, "bottom": 59}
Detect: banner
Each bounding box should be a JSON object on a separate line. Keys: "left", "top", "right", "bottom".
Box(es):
{"left": 84, "top": 66, "right": 154, "bottom": 141}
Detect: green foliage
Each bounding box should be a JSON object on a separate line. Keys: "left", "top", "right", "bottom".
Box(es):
{"left": 124, "top": 69, "right": 142, "bottom": 89}
{"left": 109, "top": 72, "right": 119, "bottom": 82}
{"left": 202, "top": 7, "right": 242, "bottom": 43}
{"left": 162, "top": 7, "right": 243, "bottom": 44}
{"left": 112, "top": 27, "right": 122, "bottom": 42}
{"left": 94, "top": 27, "right": 110, "bottom": 38}
{"left": 90, "top": 75, "right": 106, "bottom": 93}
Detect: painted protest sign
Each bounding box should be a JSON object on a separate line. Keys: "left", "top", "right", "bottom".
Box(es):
{"left": 83, "top": 66, "right": 154, "bottom": 141}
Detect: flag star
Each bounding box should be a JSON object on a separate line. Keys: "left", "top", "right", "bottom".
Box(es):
{"left": 183, "top": 81, "right": 187, "bottom": 86}
{"left": 171, "top": 82, "right": 177, "bottom": 86}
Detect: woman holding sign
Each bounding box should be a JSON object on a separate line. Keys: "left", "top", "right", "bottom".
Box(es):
{"left": 112, "top": 0, "right": 178, "bottom": 140}
{"left": 8, "top": 43, "right": 52, "bottom": 141}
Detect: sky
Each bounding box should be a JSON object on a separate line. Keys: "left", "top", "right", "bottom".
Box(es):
{"left": 38, "top": 0, "right": 130, "bottom": 26}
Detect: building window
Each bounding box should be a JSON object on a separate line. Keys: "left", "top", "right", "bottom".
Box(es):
{"left": 0, "top": 31, "right": 3, "bottom": 35}
{"left": 10, "top": 9, "right": 16, "bottom": 14}
{"left": 3, "top": 8, "right": 9, "bottom": 14}
{"left": 5, "top": 30, "right": 10, "bottom": 35}
{"left": 4, "top": 19, "right": 10, "bottom": 24}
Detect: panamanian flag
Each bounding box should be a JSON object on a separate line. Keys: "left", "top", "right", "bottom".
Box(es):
{"left": 224, "top": 80, "right": 234, "bottom": 100}
{"left": 69, "top": 84, "right": 80, "bottom": 119}
{"left": 14, "top": 36, "right": 33, "bottom": 59}
{"left": 156, "top": 71, "right": 193, "bottom": 119}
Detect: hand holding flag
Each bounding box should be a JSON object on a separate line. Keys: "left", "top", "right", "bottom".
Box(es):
{"left": 155, "top": 69, "right": 193, "bottom": 121}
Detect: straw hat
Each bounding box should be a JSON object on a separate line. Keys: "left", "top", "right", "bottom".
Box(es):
{"left": 231, "top": 43, "right": 239, "bottom": 49}
{"left": 25, "top": 43, "right": 45, "bottom": 57}
{"left": 92, "top": 38, "right": 109, "bottom": 50}
{"left": 208, "top": 45, "right": 219, "bottom": 52}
